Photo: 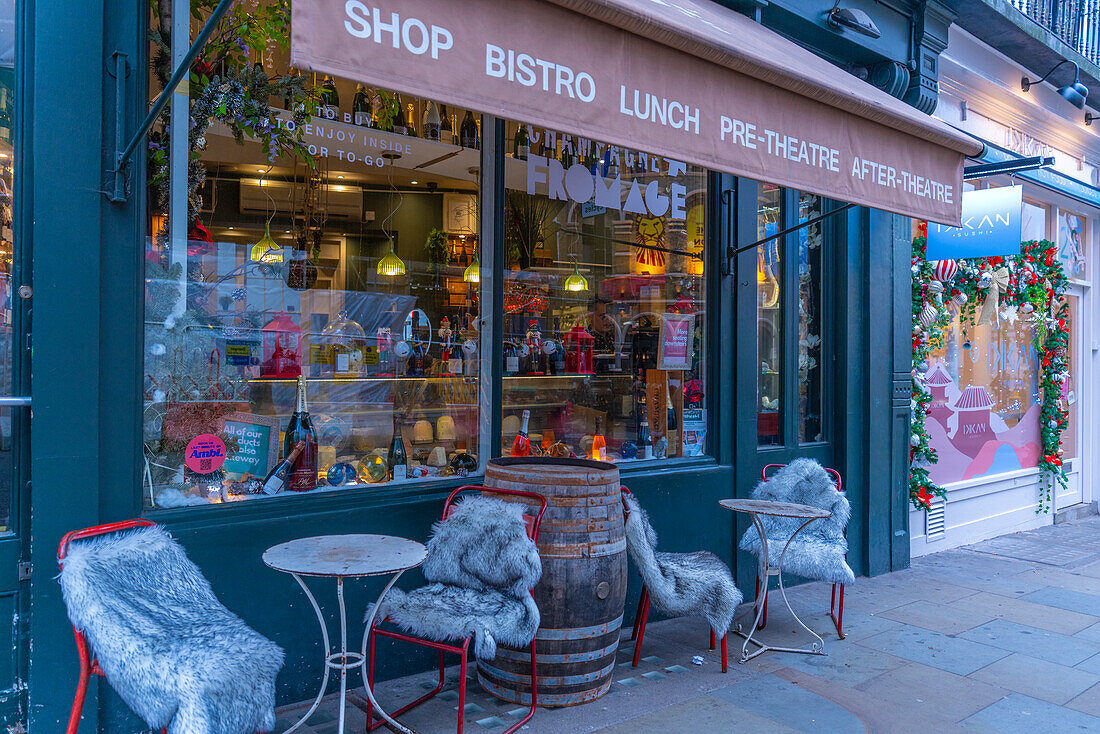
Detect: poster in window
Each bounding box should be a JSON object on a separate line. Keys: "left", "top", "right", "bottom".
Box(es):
{"left": 220, "top": 412, "right": 281, "bottom": 478}
{"left": 658, "top": 313, "right": 695, "bottom": 370}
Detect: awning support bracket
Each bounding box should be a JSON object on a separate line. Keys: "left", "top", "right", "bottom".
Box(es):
{"left": 108, "top": 0, "right": 235, "bottom": 203}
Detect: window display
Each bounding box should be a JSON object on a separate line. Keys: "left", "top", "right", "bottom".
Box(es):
{"left": 757, "top": 184, "right": 781, "bottom": 445}
{"left": 499, "top": 121, "right": 708, "bottom": 463}
{"left": 143, "top": 6, "right": 484, "bottom": 508}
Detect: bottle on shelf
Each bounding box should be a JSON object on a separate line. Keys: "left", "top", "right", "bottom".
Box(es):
{"left": 460, "top": 109, "right": 479, "bottom": 149}
{"left": 388, "top": 412, "right": 409, "bottom": 481}
{"left": 639, "top": 419, "right": 652, "bottom": 460}
{"left": 666, "top": 381, "right": 679, "bottom": 458}
{"left": 284, "top": 375, "right": 318, "bottom": 491}
{"left": 353, "top": 84, "right": 372, "bottom": 127}
{"left": 513, "top": 123, "right": 530, "bottom": 160}
{"left": 437, "top": 104, "right": 454, "bottom": 144}
{"left": 560, "top": 136, "right": 575, "bottom": 168}
{"left": 391, "top": 93, "right": 408, "bottom": 135}
{"left": 592, "top": 416, "right": 607, "bottom": 461}
{"left": 552, "top": 317, "right": 566, "bottom": 374}
{"left": 511, "top": 410, "right": 531, "bottom": 457}
{"left": 262, "top": 441, "right": 305, "bottom": 495}
{"left": 404, "top": 102, "right": 418, "bottom": 137}
{"left": 319, "top": 75, "right": 340, "bottom": 120}
{"left": 423, "top": 100, "right": 442, "bottom": 141}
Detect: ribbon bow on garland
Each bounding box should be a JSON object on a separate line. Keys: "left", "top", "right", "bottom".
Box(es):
{"left": 910, "top": 238, "right": 1069, "bottom": 514}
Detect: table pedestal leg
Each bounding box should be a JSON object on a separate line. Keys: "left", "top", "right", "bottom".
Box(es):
{"left": 360, "top": 570, "right": 419, "bottom": 734}
{"left": 734, "top": 515, "right": 827, "bottom": 663}
{"left": 284, "top": 573, "right": 331, "bottom": 734}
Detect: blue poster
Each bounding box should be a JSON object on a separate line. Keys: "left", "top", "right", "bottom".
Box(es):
{"left": 926, "top": 186, "right": 1023, "bottom": 260}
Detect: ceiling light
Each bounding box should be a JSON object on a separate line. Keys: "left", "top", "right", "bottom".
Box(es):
{"left": 249, "top": 222, "right": 283, "bottom": 263}
{"left": 337, "top": 174, "right": 344, "bottom": 179}
{"left": 464, "top": 256, "right": 480, "bottom": 283}
{"left": 1022, "top": 60, "right": 1089, "bottom": 110}
{"left": 563, "top": 258, "right": 589, "bottom": 292}
{"left": 410, "top": 180, "right": 418, "bottom": 184}
{"left": 377, "top": 238, "right": 406, "bottom": 276}
{"left": 826, "top": 3, "right": 881, "bottom": 39}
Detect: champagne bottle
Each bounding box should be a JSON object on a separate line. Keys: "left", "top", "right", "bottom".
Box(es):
{"left": 513, "top": 124, "right": 530, "bottom": 160}
{"left": 353, "top": 84, "right": 372, "bottom": 127}
{"left": 388, "top": 413, "right": 408, "bottom": 480}
{"left": 262, "top": 441, "right": 305, "bottom": 495}
{"left": 439, "top": 104, "right": 455, "bottom": 144}
{"left": 639, "top": 419, "right": 652, "bottom": 459}
{"left": 423, "top": 100, "right": 441, "bottom": 141}
{"left": 404, "top": 102, "right": 418, "bottom": 137}
{"left": 460, "top": 110, "right": 479, "bottom": 149}
{"left": 511, "top": 410, "right": 531, "bottom": 457}
{"left": 284, "top": 375, "right": 318, "bottom": 491}
{"left": 666, "top": 381, "right": 678, "bottom": 458}
{"left": 319, "top": 75, "right": 340, "bottom": 120}
{"left": 392, "top": 94, "right": 408, "bottom": 135}
{"left": 592, "top": 416, "right": 606, "bottom": 461}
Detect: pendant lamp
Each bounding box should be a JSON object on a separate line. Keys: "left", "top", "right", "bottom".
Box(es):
{"left": 377, "top": 238, "right": 406, "bottom": 276}
{"left": 564, "top": 257, "right": 588, "bottom": 292}
{"left": 463, "top": 255, "right": 480, "bottom": 283}
{"left": 250, "top": 222, "right": 283, "bottom": 263}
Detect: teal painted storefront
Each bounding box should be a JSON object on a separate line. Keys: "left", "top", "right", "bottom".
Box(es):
{"left": 17, "top": 1, "right": 938, "bottom": 730}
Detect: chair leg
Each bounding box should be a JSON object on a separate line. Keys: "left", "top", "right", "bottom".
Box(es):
{"left": 67, "top": 630, "right": 92, "bottom": 734}
{"left": 720, "top": 634, "right": 727, "bottom": 673}
{"left": 632, "top": 588, "right": 650, "bottom": 668}
{"left": 502, "top": 639, "right": 537, "bottom": 734}
{"left": 457, "top": 651, "right": 467, "bottom": 734}
{"left": 365, "top": 624, "right": 377, "bottom": 732}
{"left": 830, "top": 583, "right": 846, "bottom": 640}
{"left": 709, "top": 629, "right": 715, "bottom": 650}
{"left": 631, "top": 585, "right": 647, "bottom": 641}
{"left": 759, "top": 579, "right": 769, "bottom": 629}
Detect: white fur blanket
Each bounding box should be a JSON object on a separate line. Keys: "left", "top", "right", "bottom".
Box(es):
{"left": 59, "top": 525, "right": 284, "bottom": 734}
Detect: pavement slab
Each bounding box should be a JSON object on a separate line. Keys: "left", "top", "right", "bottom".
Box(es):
{"left": 946, "top": 589, "right": 1098, "bottom": 635}
{"left": 854, "top": 660, "right": 1009, "bottom": 723}
{"left": 960, "top": 693, "right": 1100, "bottom": 733}
{"left": 967, "top": 652, "right": 1100, "bottom": 705}
{"left": 958, "top": 618, "right": 1100, "bottom": 666}
{"left": 855, "top": 625, "right": 1010, "bottom": 675}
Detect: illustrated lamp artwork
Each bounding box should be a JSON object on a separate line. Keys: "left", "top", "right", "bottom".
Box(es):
{"left": 376, "top": 238, "right": 406, "bottom": 276}
{"left": 826, "top": 2, "right": 881, "bottom": 39}
{"left": 1022, "top": 60, "right": 1089, "bottom": 109}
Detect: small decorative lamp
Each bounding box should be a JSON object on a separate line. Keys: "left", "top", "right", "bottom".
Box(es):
{"left": 260, "top": 311, "right": 302, "bottom": 379}
{"left": 249, "top": 222, "right": 283, "bottom": 263}
{"left": 564, "top": 322, "right": 595, "bottom": 374}
{"left": 564, "top": 257, "right": 589, "bottom": 292}
{"left": 377, "top": 238, "right": 406, "bottom": 276}
{"left": 463, "top": 255, "right": 480, "bottom": 283}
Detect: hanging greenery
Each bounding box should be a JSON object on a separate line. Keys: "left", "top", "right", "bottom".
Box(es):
{"left": 909, "top": 236, "right": 1069, "bottom": 514}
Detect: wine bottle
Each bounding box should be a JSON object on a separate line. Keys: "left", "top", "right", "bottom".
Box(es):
{"left": 262, "top": 441, "right": 305, "bottom": 495}
{"left": 404, "top": 102, "right": 418, "bottom": 137}
{"left": 511, "top": 410, "right": 531, "bottom": 457}
{"left": 353, "top": 84, "right": 372, "bottom": 127}
{"left": 392, "top": 94, "right": 408, "bottom": 135}
{"left": 460, "top": 110, "right": 479, "bottom": 149}
{"left": 388, "top": 413, "right": 408, "bottom": 481}
{"left": 560, "top": 136, "right": 575, "bottom": 168}
{"left": 639, "top": 419, "right": 652, "bottom": 459}
{"left": 284, "top": 375, "right": 318, "bottom": 491}
{"left": 513, "top": 124, "right": 530, "bottom": 160}
{"left": 439, "top": 104, "right": 455, "bottom": 144}
{"left": 320, "top": 75, "right": 340, "bottom": 120}
{"left": 592, "top": 416, "right": 606, "bottom": 461}
{"left": 666, "top": 381, "right": 678, "bottom": 458}
{"left": 423, "top": 100, "right": 441, "bottom": 141}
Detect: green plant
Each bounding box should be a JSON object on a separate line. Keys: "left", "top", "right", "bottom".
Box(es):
{"left": 425, "top": 228, "right": 450, "bottom": 266}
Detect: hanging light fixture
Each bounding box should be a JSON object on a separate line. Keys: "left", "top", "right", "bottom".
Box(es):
{"left": 249, "top": 222, "right": 283, "bottom": 263}
{"left": 1022, "top": 60, "right": 1089, "bottom": 109}
{"left": 463, "top": 255, "right": 480, "bottom": 283}
{"left": 564, "top": 256, "right": 589, "bottom": 292}
{"left": 377, "top": 237, "right": 406, "bottom": 276}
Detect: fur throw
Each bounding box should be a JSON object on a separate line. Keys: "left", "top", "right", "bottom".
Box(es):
{"left": 623, "top": 492, "right": 742, "bottom": 636}
{"left": 738, "top": 459, "right": 856, "bottom": 584}
{"left": 369, "top": 496, "right": 542, "bottom": 660}
{"left": 59, "top": 525, "right": 284, "bottom": 734}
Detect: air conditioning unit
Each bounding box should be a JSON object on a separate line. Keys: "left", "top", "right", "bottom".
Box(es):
{"left": 238, "top": 179, "right": 363, "bottom": 219}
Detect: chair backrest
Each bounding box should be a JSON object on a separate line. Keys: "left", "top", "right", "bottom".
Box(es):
{"left": 763, "top": 463, "right": 842, "bottom": 492}
{"left": 58, "top": 519, "right": 156, "bottom": 568}
{"left": 445, "top": 485, "right": 547, "bottom": 542}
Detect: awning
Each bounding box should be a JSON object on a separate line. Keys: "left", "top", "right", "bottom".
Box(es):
{"left": 291, "top": 0, "right": 983, "bottom": 225}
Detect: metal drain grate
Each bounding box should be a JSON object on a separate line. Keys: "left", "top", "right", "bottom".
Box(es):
{"left": 925, "top": 498, "right": 946, "bottom": 541}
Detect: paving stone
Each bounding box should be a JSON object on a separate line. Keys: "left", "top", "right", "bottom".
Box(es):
{"left": 640, "top": 670, "right": 667, "bottom": 681}
{"left": 855, "top": 660, "right": 1009, "bottom": 723}
{"left": 856, "top": 625, "right": 1010, "bottom": 676}
{"left": 1014, "top": 567, "right": 1100, "bottom": 595}
{"left": 474, "top": 716, "right": 508, "bottom": 729}
{"left": 946, "top": 590, "right": 1098, "bottom": 635}
{"left": 1066, "top": 683, "right": 1100, "bottom": 718}
{"left": 961, "top": 693, "right": 1100, "bottom": 733}
{"left": 640, "top": 655, "right": 662, "bottom": 664}
{"left": 1020, "top": 587, "right": 1100, "bottom": 617}
{"left": 958, "top": 619, "right": 1100, "bottom": 666}
{"left": 1073, "top": 652, "right": 1100, "bottom": 675}
{"left": 617, "top": 677, "right": 643, "bottom": 688}
{"left": 877, "top": 599, "right": 994, "bottom": 635}
{"left": 591, "top": 694, "right": 801, "bottom": 733}
{"left": 711, "top": 674, "right": 864, "bottom": 732}
{"left": 664, "top": 664, "right": 689, "bottom": 673}
{"left": 971, "top": 536, "right": 1098, "bottom": 566}
{"left": 969, "top": 653, "right": 1100, "bottom": 705}
{"left": 776, "top": 638, "right": 908, "bottom": 687}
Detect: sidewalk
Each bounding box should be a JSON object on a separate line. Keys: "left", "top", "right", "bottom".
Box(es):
{"left": 276, "top": 515, "right": 1100, "bottom": 733}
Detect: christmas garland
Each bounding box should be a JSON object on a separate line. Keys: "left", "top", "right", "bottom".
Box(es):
{"left": 910, "top": 236, "right": 1069, "bottom": 513}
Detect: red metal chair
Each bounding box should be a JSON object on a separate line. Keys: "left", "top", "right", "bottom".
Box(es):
{"left": 754, "top": 464, "right": 847, "bottom": 639}
{"left": 58, "top": 519, "right": 166, "bottom": 734}
{"left": 623, "top": 487, "right": 728, "bottom": 673}
{"left": 365, "top": 485, "right": 547, "bottom": 734}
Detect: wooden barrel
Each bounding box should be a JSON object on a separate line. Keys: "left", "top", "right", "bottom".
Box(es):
{"left": 478, "top": 457, "right": 625, "bottom": 707}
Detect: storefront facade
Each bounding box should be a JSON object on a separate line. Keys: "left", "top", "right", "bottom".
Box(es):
{"left": 910, "top": 26, "right": 1099, "bottom": 555}
{"left": 11, "top": 1, "right": 981, "bottom": 730}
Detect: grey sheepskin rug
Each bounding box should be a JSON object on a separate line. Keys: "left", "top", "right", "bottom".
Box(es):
{"left": 59, "top": 525, "right": 284, "bottom": 734}
{"left": 738, "top": 459, "right": 856, "bottom": 584}
{"left": 369, "top": 495, "right": 542, "bottom": 660}
{"left": 622, "top": 492, "right": 742, "bottom": 636}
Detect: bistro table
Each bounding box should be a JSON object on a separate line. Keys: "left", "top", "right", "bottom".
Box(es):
{"left": 264, "top": 534, "right": 427, "bottom": 734}
{"left": 719, "top": 498, "right": 832, "bottom": 663}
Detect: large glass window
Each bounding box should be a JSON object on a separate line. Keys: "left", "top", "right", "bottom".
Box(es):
{"left": 797, "top": 192, "right": 823, "bottom": 443}
{"left": 499, "top": 121, "right": 708, "bottom": 463}
{"left": 757, "top": 184, "right": 781, "bottom": 445}
{"left": 1057, "top": 208, "right": 1088, "bottom": 280}
{"left": 143, "top": 5, "right": 484, "bottom": 508}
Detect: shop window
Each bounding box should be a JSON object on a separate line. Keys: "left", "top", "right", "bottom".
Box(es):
{"left": 143, "top": 6, "right": 485, "bottom": 507}
{"left": 499, "top": 121, "right": 708, "bottom": 463}
{"left": 1057, "top": 209, "right": 1088, "bottom": 280}
{"left": 797, "top": 193, "right": 823, "bottom": 443}
{"left": 1022, "top": 200, "right": 1048, "bottom": 242}
{"left": 1062, "top": 296, "right": 1079, "bottom": 461}
{"left": 924, "top": 315, "right": 1040, "bottom": 485}
{"left": 757, "top": 185, "right": 782, "bottom": 446}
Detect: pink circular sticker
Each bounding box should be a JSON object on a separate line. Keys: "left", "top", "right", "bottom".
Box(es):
{"left": 185, "top": 433, "right": 227, "bottom": 474}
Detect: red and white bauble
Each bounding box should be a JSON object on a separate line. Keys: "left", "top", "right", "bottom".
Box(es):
{"left": 931, "top": 259, "right": 958, "bottom": 283}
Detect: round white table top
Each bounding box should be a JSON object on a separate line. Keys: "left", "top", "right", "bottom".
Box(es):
{"left": 263, "top": 534, "right": 427, "bottom": 578}
{"left": 719, "top": 498, "right": 831, "bottom": 520}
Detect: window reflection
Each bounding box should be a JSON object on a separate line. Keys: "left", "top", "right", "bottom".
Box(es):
{"left": 757, "top": 184, "right": 781, "bottom": 446}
